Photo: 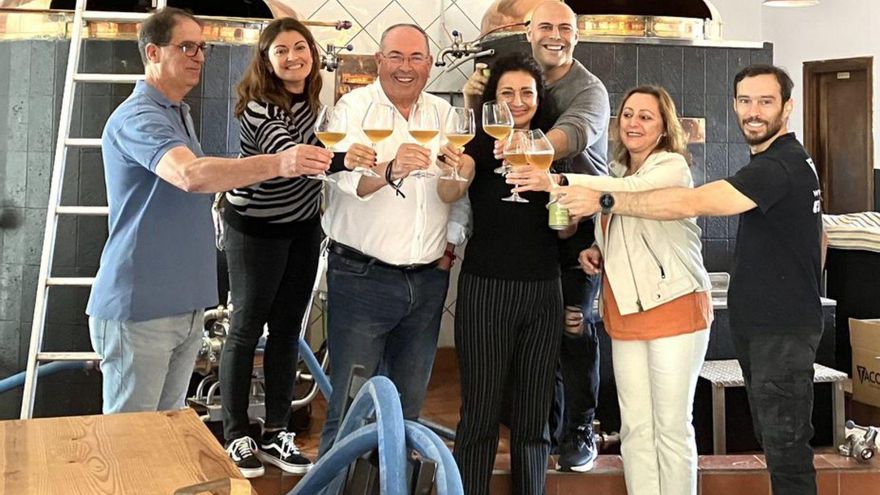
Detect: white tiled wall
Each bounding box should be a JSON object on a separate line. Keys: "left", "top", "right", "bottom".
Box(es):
{"left": 299, "top": 0, "right": 494, "bottom": 97}
{"left": 298, "top": 0, "right": 495, "bottom": 347}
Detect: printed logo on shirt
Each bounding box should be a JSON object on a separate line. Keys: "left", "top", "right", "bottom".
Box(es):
{"left": 812, "top": 189, "right": 821, "bottom": 214}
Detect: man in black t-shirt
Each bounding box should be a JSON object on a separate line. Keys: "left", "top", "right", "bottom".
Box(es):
{"left": 545, "top": 65, "right": 824, "bottom": 495}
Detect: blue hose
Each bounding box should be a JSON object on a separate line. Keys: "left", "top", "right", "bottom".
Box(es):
{"left": 298, "top": 337, "right": 332, "bottom": 398}
{"left": 290, "top": 375, "right": 463, "bottom": 495}
{"left": 0, "top": 361, "right": 88, "bottom": 394}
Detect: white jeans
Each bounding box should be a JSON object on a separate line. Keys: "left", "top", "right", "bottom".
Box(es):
{"left": 612, "top": 329, "right": 710, "bottom": 495}
{"left": 89, "top": 310, "right": 203, "bottom": 414}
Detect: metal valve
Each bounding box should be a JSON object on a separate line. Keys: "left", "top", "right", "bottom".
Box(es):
{"left": 321, "top": 43, "right": 354, "bottom": 72}
{"left": 435, "top": 30, "right": 495, "bottom": 71}
{"left": 838, "top": 420, "right": 878, "bottom": 463}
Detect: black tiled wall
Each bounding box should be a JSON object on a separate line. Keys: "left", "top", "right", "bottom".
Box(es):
{"left": 0, "top": 39, "right": 251, "bottom": 418}
{"left": 481, "top": 35, "right": 773, "bottom": 273}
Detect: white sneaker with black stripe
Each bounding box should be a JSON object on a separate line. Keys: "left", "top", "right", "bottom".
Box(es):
{"left": 258, "top": 430, "right": 312, "bottom": 474}
{"left": 226, "top": 436, "right": 265, "bottom": 478}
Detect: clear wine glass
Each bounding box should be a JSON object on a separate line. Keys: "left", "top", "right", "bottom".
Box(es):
{"left": 481, "top": 100, "right": 514, "bottom": 175}
{"left": 312, "top": 104, "right": 347, "bottom": 183}
{"left": 501, "top": 129, "right": 530, "bottom": 203}
{"left": 408, "top": 102, "right": 440, "bottom": 179}
{"left": 440, "top": 106, "right": 475, "bottom": 182}
{"left": 360, "top": 101, "right": 395, "bottom": 178}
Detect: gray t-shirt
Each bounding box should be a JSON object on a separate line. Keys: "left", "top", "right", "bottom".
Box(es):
{"left": 547, "top": 59, "right": 610, "bottom": 177}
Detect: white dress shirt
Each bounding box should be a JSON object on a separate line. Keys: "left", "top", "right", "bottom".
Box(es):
{"left": 322, "top": 81, "right": 470, "bottom": 265}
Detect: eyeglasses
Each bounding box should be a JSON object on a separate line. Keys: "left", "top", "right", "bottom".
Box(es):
{"left": 167, "top": 41, "right": 212, "bottom": 58}
{"left": 380, "top": 52, "right": 429, "bottom": 67}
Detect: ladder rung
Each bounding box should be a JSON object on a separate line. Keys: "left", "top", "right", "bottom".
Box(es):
{"left": 56, "top": 206, "right": 109, "bottom": 216}
{"left": 65, "top": 138, "right": 102, "bottom": 148}
{"left": 81, "top": 11, "right": 152, "bottom": 23}
{"left": 74, "top": 73, "right": 143, "bottom": 83}
{"left": 46, "top": 277, "right": 95, "bottom": 287}
{"left": 36, "top": 352, "right": 101, "bottom": 362}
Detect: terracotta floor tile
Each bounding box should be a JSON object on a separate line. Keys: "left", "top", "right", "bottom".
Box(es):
{"left": 813, "top": 454, "right": 838, "bottom": 470}
{"left": 700, "top": 473, "right": 771, "bottom": 495}
{"left": 556, "top": 474, "right": 627, "bottom": 494}
{"left": 590, "top": 455, "right": 624, "bottom": 474}
{"left": 489, "top": 473, "right": 511, "bottom": 494}
{"left": 699, "top": 454, "right": 765, "bottom": 471}
{"left": 839, "top": 471, "right": 880, "bottom": 492}
{"left": 816, "top": 471, "right": 839, "bottom": 495}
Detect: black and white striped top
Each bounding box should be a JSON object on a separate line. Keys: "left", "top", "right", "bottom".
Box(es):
{"left": 224, "top": 94, "right": 322, "bottom": 237}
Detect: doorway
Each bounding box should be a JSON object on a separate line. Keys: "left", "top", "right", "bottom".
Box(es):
{"left": 804, "top": 57, "right": 874, "bottom": 214}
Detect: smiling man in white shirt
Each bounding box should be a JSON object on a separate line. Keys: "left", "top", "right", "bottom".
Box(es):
{"left": 318, "top": 23, "right": 473, "bottom": 455}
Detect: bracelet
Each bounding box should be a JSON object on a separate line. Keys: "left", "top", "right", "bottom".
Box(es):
{"left": 384, "top": 159, "right": 406, "bottom": 199}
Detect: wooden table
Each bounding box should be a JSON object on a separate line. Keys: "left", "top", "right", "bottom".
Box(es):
{"left": 0, "top": 409, "right": 255, "bottom": 494}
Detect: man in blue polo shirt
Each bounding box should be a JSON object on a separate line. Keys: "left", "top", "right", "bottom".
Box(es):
{"left": 87, "top": 7, "right": 332, "bottom": 414}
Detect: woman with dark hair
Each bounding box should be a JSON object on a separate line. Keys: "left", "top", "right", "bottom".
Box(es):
{"left": 448, "top": 53, "right": 562, "bottom": 495}
{"left": 511, "top": 85, "right": 712, "bottom": 495}
{"left": 219, "top": 17, "right": 334, "bottom": 478}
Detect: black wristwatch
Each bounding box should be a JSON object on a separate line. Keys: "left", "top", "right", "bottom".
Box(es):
{"left": 599, "top": 192, "right": 615, "bottom": 215}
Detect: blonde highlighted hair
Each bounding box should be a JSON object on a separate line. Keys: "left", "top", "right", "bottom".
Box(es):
{"left": 613, "top": 85, "right": 690, "bottom": 167}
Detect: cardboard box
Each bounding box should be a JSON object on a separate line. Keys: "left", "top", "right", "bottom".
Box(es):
{"left": 849, "top": 318, "right": 880, "bottom": 408}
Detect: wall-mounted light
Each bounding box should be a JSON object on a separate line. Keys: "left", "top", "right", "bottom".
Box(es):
{"left": 762, "top": 0, "right": 820, "bottom": 7}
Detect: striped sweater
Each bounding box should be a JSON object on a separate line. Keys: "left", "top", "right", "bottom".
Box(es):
{"left": 224, "top": 94, "right": 322, "bottom": 237}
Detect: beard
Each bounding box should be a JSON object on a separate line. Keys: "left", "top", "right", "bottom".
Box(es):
{"left": 739, "top": 114, "right": 784, "bottom": 146}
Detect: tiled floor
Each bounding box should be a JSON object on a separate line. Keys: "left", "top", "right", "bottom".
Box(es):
{"left": 244, "top": 349, "right": 880, "bottom": 495}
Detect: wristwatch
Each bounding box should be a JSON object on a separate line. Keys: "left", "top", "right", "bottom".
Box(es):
{"left": 557, "top": 174, "right": 569, "bottom": 186}
{"left": 599, "top": 192, "right": 615, "bottom": 215}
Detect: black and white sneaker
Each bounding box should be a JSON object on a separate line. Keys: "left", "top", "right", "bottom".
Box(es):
{"left": 226, "top": 436, "right": 265, "bottom": 478}
{"left": 258, "top": 430, "right": 313, "bottom": 474}
{"left": 556, "top": 425, "right": 598, "bottom": 473}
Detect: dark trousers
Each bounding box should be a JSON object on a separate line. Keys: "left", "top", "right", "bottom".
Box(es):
{"left": 550, "top": 269, "right": 601, "bottom": 442}
{"left": 454, "top": 273, "right": 563, "bottom": 495}
{"left": 219, "top": 221, "right": 321, "bottom": 441}
{"left": 731, "top": 328, "right": 824, "bottom": 495}
{"left": 318, "top": 252, "right": 450, "bottom": 455}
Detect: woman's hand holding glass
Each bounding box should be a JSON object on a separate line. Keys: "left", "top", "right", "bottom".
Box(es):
{"left": 343, "top": 143, "right": 377, "bottom": 171}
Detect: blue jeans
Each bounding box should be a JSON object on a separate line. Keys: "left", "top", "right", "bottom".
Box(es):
{"left": 318, "top": 251, "right": 449, "bottom": 456}
{"left": 89, "top": 310, "right": 203, "bottom": 413}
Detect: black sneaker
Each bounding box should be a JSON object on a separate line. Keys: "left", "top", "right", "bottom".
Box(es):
{"left": 226, "top": 436, "right": 265, "bottom": 478}
{"left": 258, "top": 430, "right": 313, "bottom": 474}
{"left": 556, "top": 425, "right": 598, "bottom": 472}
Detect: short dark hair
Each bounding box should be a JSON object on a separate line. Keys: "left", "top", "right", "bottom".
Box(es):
{"left": 733, "top": 64, "right": 794, "bottom": 102}
{"left": 379, "top": 23, "right": 430, "bottom": 54}
{"left": 138, "top": 7, "right": 202, "bottom": 65}
{"left": 482, "top": 53, "right": 556, "bottom": 131}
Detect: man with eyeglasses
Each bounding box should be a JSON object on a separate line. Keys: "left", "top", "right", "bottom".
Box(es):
{"left": 464, "top": 0, "right": 610, "bottom": 473}
{"left": 87, "top": 7, "right": 332, "bottom": 414}
{"left": 318, "top": 23, "right": 473, "bottom": 455}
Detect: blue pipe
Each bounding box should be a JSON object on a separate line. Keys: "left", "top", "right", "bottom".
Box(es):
{"left": 333, "top": 376, "right": 408, "bottom": 494}
{"left": 404, "top": 420, "right": 464, "bottom": 494}
{"left": 298, "top": 337, "right": 331, "bottom": 398}
{"left": 0, "top": 361, "right": 88, "bottom": 394}
{"left": 292, "top": 422, "right": 464, "bottom": 495}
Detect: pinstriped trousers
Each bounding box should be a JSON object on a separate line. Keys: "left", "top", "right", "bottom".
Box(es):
{"left": 453, "top": 272, "right": 563, "bottom": 495}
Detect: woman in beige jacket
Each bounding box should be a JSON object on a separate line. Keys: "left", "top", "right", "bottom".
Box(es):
{"left": 508, "top": 85, "right": 712, "bottom": 495}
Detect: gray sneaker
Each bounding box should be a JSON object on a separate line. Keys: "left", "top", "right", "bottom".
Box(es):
{"left": 556, "top": 425, "right": 598, "bottom": 472}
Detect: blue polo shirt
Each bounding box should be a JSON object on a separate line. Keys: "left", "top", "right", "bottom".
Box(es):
{"left": 87, "top": 81, "right": 217, "bottom": 322}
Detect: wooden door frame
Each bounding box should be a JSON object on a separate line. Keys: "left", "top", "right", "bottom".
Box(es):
{"left": 803, "top": 56, "right": 874, "bottom": 211}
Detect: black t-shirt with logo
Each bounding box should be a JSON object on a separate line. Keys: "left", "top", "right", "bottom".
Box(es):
{"left": 725, "top": 132, "right": 823, "bottom": 335}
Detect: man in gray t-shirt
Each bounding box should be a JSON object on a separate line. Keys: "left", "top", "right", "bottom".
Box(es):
{"left": 463, "top": 0, "right": 609, "bottom": 474}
